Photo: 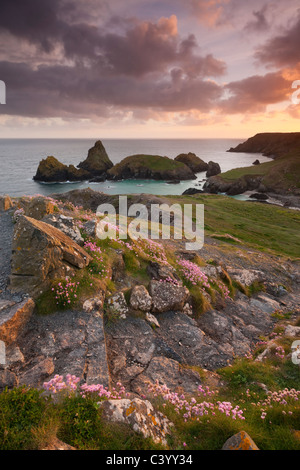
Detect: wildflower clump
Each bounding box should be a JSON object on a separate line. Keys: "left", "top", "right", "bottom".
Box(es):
{"left": 83, "top": 240, "right": 110, "bottom": 280}
{"left": 43, "top": 375, "right": 128, "bottom": 403}
{"left": 43, "top": 374, "right": 80, "bottom": 395}
{"left": 177, "top": 259, "right": 210, "bottom": 289}
{"left": 148, "top": 381, "right": 245, "bottom": 422}
{"left": 52, "top": 277, "right": 80, "bottom": 309}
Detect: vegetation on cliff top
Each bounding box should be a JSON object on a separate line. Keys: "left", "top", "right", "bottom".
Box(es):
{"left": 107, "top": 154, "right": 196, "bottom": 181}
{"left": 228, "top": 132, "right": 300, "bottom": 158}
{"left": 204, "top": 151, "right": 300, "bottom": 196}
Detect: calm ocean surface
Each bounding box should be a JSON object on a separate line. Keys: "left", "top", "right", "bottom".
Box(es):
{"left": 0, "top": 138, "right": 271, "bottom": 198}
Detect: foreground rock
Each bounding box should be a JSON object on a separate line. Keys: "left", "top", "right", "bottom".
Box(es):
{"left": 24, "top": 196, "right": 57, "bottom": 220}
{"left": 100, "top": 398, "right": 173, "bottom": 446}
{"left": 0, "top": 298, "right": 34, "bottom": 344}
{"left": 0, "top": 308, "right": 110, "bottom": 390}
{"left": 105, "top": 287, "right": 290, "bottom": 395}
{"left": 0, "top": 195, "right": 13, "bottom": 211}
{"left": 130, "top": 285, "right": 152, "bottom": 312}
{"left": 107, "top": 154, "right": 196, "bottom": 181}
{"left": 42, "top": 213, "right": 84, "bottom": 246}
{"left": 41, "top": 438, "right": 76, "bottom": 451}
{"left": 10, "top": 216, "right": 92, "bottom": 296}
{"left": 222, "top": 431, "right": 259, "bottom": 450}
{"left": 149, "top": 280, "right": 189, "bottom": 313}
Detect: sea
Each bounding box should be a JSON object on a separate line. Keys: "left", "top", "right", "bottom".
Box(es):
{"left": 0, "top": 138, "right": 271, "bottom": 199}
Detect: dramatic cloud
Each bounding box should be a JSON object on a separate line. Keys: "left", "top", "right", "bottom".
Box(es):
{"left": 186, "top": 0, "right": 231, "bottom": 26}
{"left": 1, "top": 58, "right": 224, "bottom": 119}
{"left": 0, "top": 0, "right": 64, "bottom": 52}
{"left": 244, "top": 5, "right": 269, "bottom": 33}
{"left": 0, "top": 2, "right": 227, "bottom": 120}
{"left": 220, "top": 72, "right": 291, "bottom": 113}
{"left": 0, "top": 0, "right": 299, "bottom": 135}
{"left": 255, "top": 11, "right": 300, "bottom": 67}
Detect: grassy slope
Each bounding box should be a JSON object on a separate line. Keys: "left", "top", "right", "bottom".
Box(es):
{"left": 217, "top": 151, "right": 300, "bottom": 192}
{"left": 168, "top": 193, "right": 300, "bottom": 258}
{"left": 110, "top": 154, "right": 186, "bottom": 172}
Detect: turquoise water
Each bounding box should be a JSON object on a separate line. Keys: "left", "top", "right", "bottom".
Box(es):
{"left": 0, "top": 138, "right": 271, "bottom": 197}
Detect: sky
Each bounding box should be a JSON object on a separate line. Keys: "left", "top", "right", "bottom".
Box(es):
{"left": 0, "top": 0, "right": 299, "bottom": 139}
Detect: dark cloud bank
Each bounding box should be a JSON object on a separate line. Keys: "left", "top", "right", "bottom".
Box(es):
{"left": 0, "top": 0, "right": 298, "bottom": 120}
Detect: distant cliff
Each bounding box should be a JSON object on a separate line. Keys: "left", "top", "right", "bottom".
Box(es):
{"left": 204, "top": 132, "right": 300, "bottom": 199}
{"left": 227, "top": 132, "right": 300, "bottom": 158}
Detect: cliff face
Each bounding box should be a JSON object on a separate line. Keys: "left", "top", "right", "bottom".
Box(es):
{"left": 227, "top": 132, "right": 300, "bottom": 158}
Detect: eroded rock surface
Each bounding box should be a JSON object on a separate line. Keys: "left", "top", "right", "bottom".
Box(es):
{"left": 100, "top": 397, "right": 173, "bottom": 446}
{"left": 10, "top": 216, "right": 91, "bottom": 295}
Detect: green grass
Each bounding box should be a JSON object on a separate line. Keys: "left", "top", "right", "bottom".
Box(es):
{"left": 0, "top": 386, "right": 47, "bottom": 450}
{"left": 218, "top": 151, "right": 300, "bottom": 191}
{"left": 115, "top": 154, "right": 186, "bottom": 171}
{"left": 168, "top": 193, "right": 300, "bottom": 258}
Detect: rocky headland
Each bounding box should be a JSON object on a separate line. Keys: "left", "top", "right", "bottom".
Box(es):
{"left": 227, "top": 132, "right": 300, "bottom": 158}
{"left": 204, "top": 133, "right": 300, "bottom": 205}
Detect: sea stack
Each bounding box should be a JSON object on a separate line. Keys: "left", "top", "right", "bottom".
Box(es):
{"left": 33, "top": 140, "right": 114, "bottom": 182}
{"left": 78, "top": 140, "right": 113, "bottom": 176}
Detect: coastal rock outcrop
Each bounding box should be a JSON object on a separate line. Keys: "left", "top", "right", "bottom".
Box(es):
{"left": 203, "top": 173, "right": 265, "bottom": 195}
{"left": 78, "top": 140, "right": 113, "bottom": 177}
{"left": 107, "top": 154, "right": 196, "bottom": 181}
{"left": 10, "top": 215, "right": 92, "bottom": 295}
{"left": 175, "top": 152, "right": 208, "bottom": 173}
{"left": 33, "top": 156, "right": 89, "bottom": 182}
{"left": 33, "top": 140, "right": 113, "bottom": 183}
{"left": 182, "top": 187, "right": 204, "bottom": 195}
{"left": 227, "top": 132, "right": 300, "bottom": 158}
{"left": 206, "top": 161, "right": 221, "bottom": 177}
